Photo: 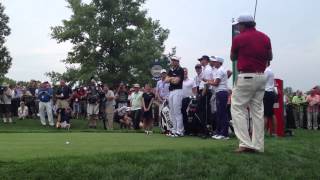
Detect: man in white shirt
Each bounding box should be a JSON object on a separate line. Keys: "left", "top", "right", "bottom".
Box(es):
{"left": 208, "top": 57, "right": 230, "bottom": 140}
{"left": 198, "top": 55, "right": 214, "bottom": 137}
{"left": 263, "top": 62, "right": 277, "bottom": 135}
{"left": 129, "top": 84, "right": 143, "bottom": 129}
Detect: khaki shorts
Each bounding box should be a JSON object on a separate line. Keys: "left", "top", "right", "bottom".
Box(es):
{"left": 87, "top": 103, "right": 99, "bottom": 116}
{"left": 56, "top": 99, "right": 69, "bottom": 109}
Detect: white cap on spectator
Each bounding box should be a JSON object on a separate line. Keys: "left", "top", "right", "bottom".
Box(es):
{"left": 160, "top": 69, "right": 167, "bottom": 74}
{"left": 211, "top": 56, "right": 224, "bottom": 64}
{"left": 133, "top": 84, "right": 140, "bottom": 88}
{"left": 209, "top": 56, "right": 217, "bottom": 61}
{"left": 170, "top": 56, "right": 181, "bottom": 61}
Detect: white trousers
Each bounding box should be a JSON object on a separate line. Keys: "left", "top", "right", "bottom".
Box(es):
{"left": 231, "top": 73, "right": 267, "bottom": 152}
{"left": 39, "top": 101, "right": 54, "bottom": 126}
{"left": 168, "top": 89, "right": 184, "bottom": 134}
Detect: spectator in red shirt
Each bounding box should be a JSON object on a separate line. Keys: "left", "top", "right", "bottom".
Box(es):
{"left": 71, "top": 88, "right": 82, "bottom": 119}
{"left": 230, "top": 14, "right": 273, "bottom": 153}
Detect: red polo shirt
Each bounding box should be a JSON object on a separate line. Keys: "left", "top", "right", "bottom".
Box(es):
{"left": 231, "top": 28, "right": 272, "bottom": 73}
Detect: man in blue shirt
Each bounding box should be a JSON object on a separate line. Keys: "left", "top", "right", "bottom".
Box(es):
{"left": 38, "top": 81, "right": 54, "bottom": 126}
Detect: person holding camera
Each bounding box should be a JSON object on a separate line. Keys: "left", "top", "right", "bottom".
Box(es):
{"left": 116, "top": 82, "right": 129, "bottom": 108}
{"left": 0, "top": 83, "right": 13, "bottom": 123}
{"left": 165, "top": 56, "right": 184, "bottom": 137}
{"left": 86, "top": 79, "right": 100, "bottom": 128}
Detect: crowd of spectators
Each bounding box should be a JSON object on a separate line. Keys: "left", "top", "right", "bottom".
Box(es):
{"left": 285, "top": 86, "right": 320, "bottom": 130}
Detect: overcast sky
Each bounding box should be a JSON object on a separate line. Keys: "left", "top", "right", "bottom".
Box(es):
{"left": 1, "top": 0, "right": 319, "bottom": 91}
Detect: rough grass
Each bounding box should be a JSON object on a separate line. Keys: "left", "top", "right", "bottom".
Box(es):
{"left": 0, "top": 119, "right": 319, "bottom": 179}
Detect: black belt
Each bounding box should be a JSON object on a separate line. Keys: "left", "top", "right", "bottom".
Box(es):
{"left": 239, "top": 71, "right": 264, "bottom": 74}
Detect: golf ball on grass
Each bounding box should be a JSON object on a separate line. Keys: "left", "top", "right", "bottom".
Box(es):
{"left": 65, "top": 141, "right": 70, "bottom": 145}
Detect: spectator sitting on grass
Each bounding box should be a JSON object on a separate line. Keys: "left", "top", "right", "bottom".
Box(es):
{"left": 118, "top": 107, "right": 133, "bottom": 129}
{"left": 21, "top": 87, "right": 34, "bottom": 118}
{"left": 57, "top": 107, "right": 71, "bottom": 130}
{"left": 18, "top": 101, "right": 28, "bottom": 119}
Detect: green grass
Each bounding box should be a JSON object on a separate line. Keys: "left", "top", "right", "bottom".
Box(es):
{"left": 0, "top": 119, "right": 319, "bottom": 179}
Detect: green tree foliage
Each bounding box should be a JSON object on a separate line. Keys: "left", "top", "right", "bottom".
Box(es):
{"left": 0, "top": 3, "right": 12, "bottom": 78}
{"left": 51, "top": 0, "right": 169, "bottom": 85}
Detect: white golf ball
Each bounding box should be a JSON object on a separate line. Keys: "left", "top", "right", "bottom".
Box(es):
{"left": 65, "top": 141, "right": 70, "bottom": 145}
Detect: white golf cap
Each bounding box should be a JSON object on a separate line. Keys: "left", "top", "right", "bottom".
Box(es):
{"left": 170, "top": 56, "right": 181, "bottom": 61}
{"left": 209, "top": 56, "right": 217, "bottom": 61}
{"left": 133, "top": 84, "right": 140, "bottom": 88}
{"left": 235, "top": 14, "right": 255, "bottom": 24}
{"left": 160, "top": 69, "right": 167, "bottom": 74}
{"left": 211, "top": 56, "right": 224, "bottom": 64}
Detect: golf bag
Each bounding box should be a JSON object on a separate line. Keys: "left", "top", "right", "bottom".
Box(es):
{"left": 160, "top": 100, "right": 173, "bottom": 133}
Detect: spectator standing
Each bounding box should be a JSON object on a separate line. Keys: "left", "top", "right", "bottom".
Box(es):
{"left": 104, "top": 84, "right": 116, "bottom": 130}
{"left": 55, "top": 80, "right": 72, "bottom": 128}
{"left": 27, "top": 80, "right": 38, "bottom": 117}
{"left": 292, "top": 91, "right": 307, "bottom": 128}
{"left": 0, "top": 83, "right": 13, "bottom": 123}
{"left": 78, "top": 87, "right": 87, "bottom": 118}
{"left": 230, "top": 14, "right": 272, "bottom": 153}
{"left": 209, "top": 57, "right": 230, "bottom": 140}
{"left": 306, "top": 89, "right": 320, "bottom": 130}
{"left": 12, "top": 83, "right": 23, "bottom": 117}
{"left": 116, "top": 83, "right": 129, "bottom": 108}
{"left": 263, "top": 63, "right": 277, "bottom": 135}
{"left": 129, "top": 84, "right": 143, "bottom": 129}
{"left": 142, "top": 84, "right": 155, "bottom": 134}
{"left": 38, "top": 81, "right": 54, "bottom": 127}
{"left": 71, "top": 88, "right": 82, "bottom": 119}
{"left": 156, "top": 69, "right": 170, "bottom": 105}
{"left": 194, "top": 64, "right": 202, "bottom": 94}
{"left": 86, "top": 80, "right": 100, "bottom": 128}
{"left": 198, "top": 55, "right": 214, "bottom": 136}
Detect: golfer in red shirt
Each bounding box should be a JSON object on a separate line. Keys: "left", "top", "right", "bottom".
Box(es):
{"left": 230, "top": 14, "right": 273, "bottom": 153}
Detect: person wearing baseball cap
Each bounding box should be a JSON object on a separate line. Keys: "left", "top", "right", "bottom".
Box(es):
{"left": 156, "top": 69, "right": 170, "bottom": 120}
{"left": 130, "top": 83, "right": 143, "bottom": 130}
{"left": 231, "top": 14, "right": 273, "bottom": 153}
{"left": 165, "top": 55, "right": 185, "bottom": 137}
{"left": 207, "top": 57, "right": 230, "bottom": 140}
